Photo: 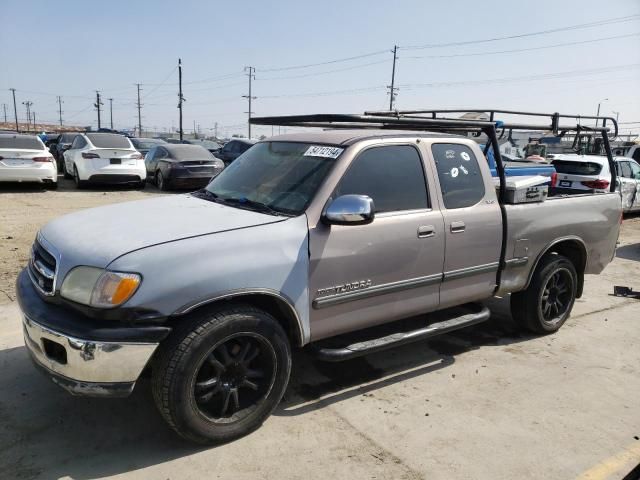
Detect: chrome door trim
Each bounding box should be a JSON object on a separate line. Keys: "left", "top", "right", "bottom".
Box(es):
{"left": 312, "top": 273, "right": 442, "bottom": 309}
{"left": 505, "top": 257, "right": 529, "bottom": 268}
{"left": 443, "top": 262, "right": 500, "bottom": 281}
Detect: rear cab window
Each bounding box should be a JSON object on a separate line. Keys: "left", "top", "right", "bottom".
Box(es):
{"left": 431, "top": 143, "right": 485, "bottom": 209}
{"left": 86, "top": 133, "right": 132, "bottom": 149}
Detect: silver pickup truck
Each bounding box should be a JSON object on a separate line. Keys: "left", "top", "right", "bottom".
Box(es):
{"left": 17, "top": 111, "right": 622, "bottom": 444}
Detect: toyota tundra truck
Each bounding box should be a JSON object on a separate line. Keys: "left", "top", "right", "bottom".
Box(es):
{"left": 17, "top": 110, "right": 622, "bottom": 444}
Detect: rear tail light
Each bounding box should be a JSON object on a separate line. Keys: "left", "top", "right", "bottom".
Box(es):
{"left": 581, "top": 179, "right": 610, "bottom": 190}
{"left": 32, "top": 156, "right": 53, "bottom": 163}
{"left": 130, "top": 153, "right": 143, "bottom": 159}
{"left": 82, "top": 152, "right": 100, "bottom": 159}
{"left": 550, "top": 172, "right": 558, "bottom": 187}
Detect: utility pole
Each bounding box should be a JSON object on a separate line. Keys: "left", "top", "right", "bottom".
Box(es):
{"left": 108, "top": 97, "right": 114, "bottom": 130}
{"left": 56, "top": 96, "right": 63, "bottom": 126}
{"left": 136, "top": 83, "right": 143, "bottom": 136}
{"left": 242, "top": 66, "right": 256, "bottom": 139}
{"left": 2, "top": 103, "right": 6, "bottom": 123}
{"left": 32, "top": 111, "right": 36, "bottom": 130}
{"left": 214, "top": 122, "right": 218, "bottom": 139}
{"left": 94, "top": 91, "right": 103, "bottom": 129}
{"left": 388, "top": 45, "right": 399, "bottom": 111}
{"left": 10, "top": 88, "right": 18, "bottom": 132}
{"left": 177, "top": 58, "right": 185, "bottom": 141}
{"left": 22, "top": 100, "right": 33, "bottom": 132}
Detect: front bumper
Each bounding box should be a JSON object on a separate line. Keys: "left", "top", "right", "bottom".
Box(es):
{"left": 16, "top": 269, "right": 168, "bottom": 397}
{"left": 23, "top": 315, "right": 158, "bottom": 397}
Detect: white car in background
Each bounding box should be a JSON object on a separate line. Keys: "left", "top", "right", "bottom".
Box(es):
{"left": 63, "top": 133, "right": 146, "bottom": 189}
{"left": 550, "top": 154, "right": 640, "bottom": 212}
{"left": 0, "top": 134, "right": 57, "bottom": 188}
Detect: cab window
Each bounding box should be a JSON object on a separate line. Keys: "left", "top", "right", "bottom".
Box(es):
{"left": 432, "top": 143, "right": 485, "bottom": 209}
{"left": 335, "top": 145, "right": 429, "bottom": 213}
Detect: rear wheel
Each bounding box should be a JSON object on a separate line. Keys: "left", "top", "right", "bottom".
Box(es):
{"left": 45, "top": 182, "right": 58, "bottom": 190}
{"left": 73, "top": 165, "right": 87, "bottom": 189}
{"left": 156, "top": 170, "right": 169, "bottom": 191}
{"left": 152, "top": 305, "right": 291, "bottom": 444}
{"left": 511, "top": 254, "right": 577, "bottom": 334}
{"left": 63, "top": 161, "right": 72, "bottom": 179}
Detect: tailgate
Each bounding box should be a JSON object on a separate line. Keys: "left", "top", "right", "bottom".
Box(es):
{"left": 91, "top": 148, "right": 139, "bottom": 167}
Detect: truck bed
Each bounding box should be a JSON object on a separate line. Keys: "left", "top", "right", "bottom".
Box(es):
{"left": 497, "top": 192, "right": 621, "bottom": 295}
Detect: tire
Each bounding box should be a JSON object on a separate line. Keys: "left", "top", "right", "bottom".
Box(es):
{"left": 511, "top": 254, "right": 578, "bottom": 334}
{"left": 135, "top": 180, "right": 146, "bottom": 190}
{"left": 156, "top": 170, "right": 169, "bottom": 191}
{"left": 152, "top": 304, "right": 292, "bottom": 444}
{"left": 73, "top": 165, "right": 87, "bottom": 189}
{"left": 45, "top": 182, "right": 58, "bottom": 190}
{"left": 63, "top": 161, "right": 72, "bottom": 179}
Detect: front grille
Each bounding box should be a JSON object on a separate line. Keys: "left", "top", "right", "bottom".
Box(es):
{"left": 29, "top": 237, "right": 57, "bottom": 295}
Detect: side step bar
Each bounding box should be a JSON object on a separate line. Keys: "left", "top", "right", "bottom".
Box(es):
{"left": 311, "top": 303, "right": 491, "bottom": 362}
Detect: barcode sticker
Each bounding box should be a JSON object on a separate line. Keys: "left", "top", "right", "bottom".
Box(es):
{"left": 303, "top": 145, "right": 344, "bottom": 159}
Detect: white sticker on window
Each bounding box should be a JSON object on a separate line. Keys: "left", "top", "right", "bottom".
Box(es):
{"left": 460, "top": 152, "right": 471, "bottom": 161}
{"left": 451, "top": 167, "right": 459, "bottom": 178}
{"left": 303, "top": 145, "right": 344, "bottom": 159}
{"left": 445, "top": 149, "right": 456, "bottom": 159}
{"left": 460, "top": 165, "right": 468, "bottom": 175}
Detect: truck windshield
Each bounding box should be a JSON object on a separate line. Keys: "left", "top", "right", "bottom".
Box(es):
{"left": 205, "top": 141, "right": 340, "bottom": 215}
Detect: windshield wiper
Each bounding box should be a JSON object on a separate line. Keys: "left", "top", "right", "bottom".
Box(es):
{"left": 191, "top": 189, "right": 223, "bottom": 203}
{"left": 221, "top": 197, "right": 290, "bottom": 216}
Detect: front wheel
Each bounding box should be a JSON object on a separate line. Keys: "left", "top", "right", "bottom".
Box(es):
{"left": 152, "top": 305, "right": 291, "bottom": 444}
{"left": 511, "top": 254, "right": 577, "bottom": 334}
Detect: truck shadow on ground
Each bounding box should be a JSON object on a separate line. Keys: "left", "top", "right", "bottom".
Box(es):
{"left": 0, "top": 308, "right": 535, "bottom": 479}
{"left": 615, "top": 243, "right": 640, "bottom": 262}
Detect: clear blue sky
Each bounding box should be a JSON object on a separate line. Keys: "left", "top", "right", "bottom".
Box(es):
{"left": 1, "top": 0, "right": 639, "bottom": 138}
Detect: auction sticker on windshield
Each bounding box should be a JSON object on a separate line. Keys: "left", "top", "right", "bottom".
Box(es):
{"left": 304, "top": 146, "right": 344, "bottom": 158}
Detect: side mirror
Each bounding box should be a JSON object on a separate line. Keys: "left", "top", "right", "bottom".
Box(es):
{"left": 322, "top": 194, "right": 374, "bottom": 226}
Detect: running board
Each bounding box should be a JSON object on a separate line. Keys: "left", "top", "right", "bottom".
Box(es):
{"left": 310, "top": 303, "right": 491, "bottom": 362}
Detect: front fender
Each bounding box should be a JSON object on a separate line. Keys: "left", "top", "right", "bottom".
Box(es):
{"left": 107, "top": 214, "right": 311, "bottom": 343}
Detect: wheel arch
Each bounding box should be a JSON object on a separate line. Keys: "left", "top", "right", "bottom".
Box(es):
{"left": 171, "top": 290, "right": 305, "bottom": 347}
{"left": 526, "top": 237, "right": 587, "bottom": 297}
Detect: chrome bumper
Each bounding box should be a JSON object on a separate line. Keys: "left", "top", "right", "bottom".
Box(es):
{"left": 23, "top": 315, "right": 159, "bottom": 397}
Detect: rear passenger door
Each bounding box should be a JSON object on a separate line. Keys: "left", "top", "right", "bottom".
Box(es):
{"left": 430, "top": 142, "right": 502, "bottom": 308}
{"left": 308, "top": 144, "right": 445, "bottom": 340}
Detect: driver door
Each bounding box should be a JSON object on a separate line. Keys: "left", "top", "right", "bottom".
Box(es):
{"left": 308, "top": 144, "right": 445, "bottom": 341}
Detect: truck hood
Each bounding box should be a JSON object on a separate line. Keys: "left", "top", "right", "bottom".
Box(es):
{"left": 40, "top": 194, "right": 286, "bottom": 269}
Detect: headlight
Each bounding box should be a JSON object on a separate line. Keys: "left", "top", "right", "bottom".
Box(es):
{"left": 60, "top": 267, "right": 141, "bottom": 308}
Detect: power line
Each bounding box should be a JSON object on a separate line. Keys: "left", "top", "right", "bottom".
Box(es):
{"left": 260, "top": 49, "right": 389, "bottom": 73}
{"left": 258, "top": 59, "right": 389, "bottom": 81}
{"left": 405, "top": 32, "right": 640, "bottom": 59}
{"left": 399, "top": 63, "right": 640, "bottom": 90}
{"left": 143, "top": 66, "right": 178, "bottom": 99}
{"left": 403, "top": 14, "right": 640, "bottom": 50}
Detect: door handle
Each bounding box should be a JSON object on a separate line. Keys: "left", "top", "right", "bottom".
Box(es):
{"left": 450, "top": 221, "right": 466, "bottom": 233}
{"left": 417, "top": 225, "right": 435, "bottom": 238}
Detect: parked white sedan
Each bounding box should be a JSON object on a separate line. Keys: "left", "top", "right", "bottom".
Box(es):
{"left": 63, "top": 133, "right": 146, "bottom": 188}
{"left": 0, "top": 134, "right": 57, "bottom": 188}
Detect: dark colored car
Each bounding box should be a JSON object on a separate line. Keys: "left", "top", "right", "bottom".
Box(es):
{"left": 51, "top": 132, "right": 82, "bottom": 172}
{"left": 145, "top": 144, "right": 224, "bottom": 191}
{"left": 183, "top": 139, "right": 222, "bottom": 154}
{"left": 215, "top": 139, "right": 256, "bottom": 164}
{"left": 130, "top": 137, "right": 167, "bottom": 157}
